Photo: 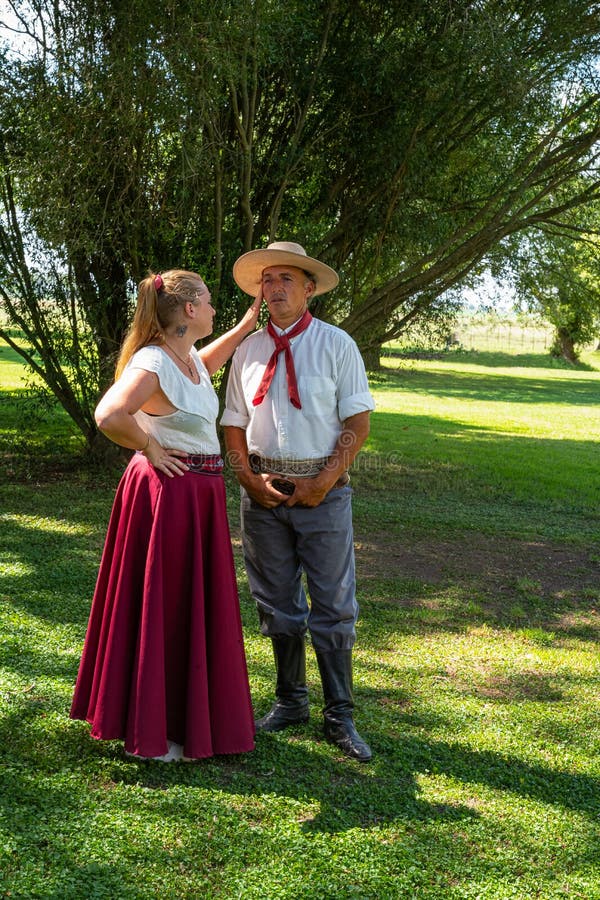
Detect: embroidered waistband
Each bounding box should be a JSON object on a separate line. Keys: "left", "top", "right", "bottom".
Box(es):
{"left": 183, "top": 454, "right": 224, "bottom": 474}
{"left": 249, "top": 454, "right": 329, "bottom": 477}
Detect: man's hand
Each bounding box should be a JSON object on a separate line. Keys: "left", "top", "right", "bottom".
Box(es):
{"left": 282, "top": 472, "right": 336, "bottom": 508}
{"left": 243, "top": 473, "right": 291, "bottom": 508}
{"left": 280, "top": 412, "right": 369, "bottom": 507}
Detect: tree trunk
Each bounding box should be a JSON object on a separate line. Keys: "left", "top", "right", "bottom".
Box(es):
{"left": 88, "top": 428, "right": 130, "bottom": 469}
{"left": 360, "top": 345, "right": 382, "bottom": 371}
{"left": 551, "top": 328, "right": 578, "bottom": 363}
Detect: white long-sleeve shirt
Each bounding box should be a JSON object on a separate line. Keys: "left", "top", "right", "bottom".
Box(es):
{"left": 221, "top": 317, "right": 375, "bottom": 459}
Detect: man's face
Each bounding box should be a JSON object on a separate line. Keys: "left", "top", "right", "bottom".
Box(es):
{"left": 261, "top": 265, "right": 314, "bottom": 327}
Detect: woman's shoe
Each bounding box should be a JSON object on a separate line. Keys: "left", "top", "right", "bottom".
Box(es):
{"left": 125, "top": 740, "right": 184, "bottom": 762}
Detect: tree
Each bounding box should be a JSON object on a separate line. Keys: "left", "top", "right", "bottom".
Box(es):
{"left": 492, "top": 221, "right": 600, "bottom": 362}
{"left": 1, "top": 0, "right": 599, "bottom": 444}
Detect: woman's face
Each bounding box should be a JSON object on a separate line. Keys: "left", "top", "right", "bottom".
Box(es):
{"left": 190, "top": 280, "right": 216, "bottom": 338}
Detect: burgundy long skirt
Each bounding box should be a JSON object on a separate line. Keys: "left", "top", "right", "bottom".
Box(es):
{"left": 70, "top": 453, "right": 255, "bottom": 759}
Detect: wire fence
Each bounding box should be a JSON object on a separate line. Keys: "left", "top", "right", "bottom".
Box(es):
{"left": 383, "top": 316, "right": 556, "bottom": 358}
{"left": 449, "top": 319, "right": 553, "bottom": 353}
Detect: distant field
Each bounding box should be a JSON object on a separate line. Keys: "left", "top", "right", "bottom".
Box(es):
{"left": 384, "top": 315, "right": 560, "bottom": 357}
{"left": 453, "top": 318, "right": 553, "bottom": 353}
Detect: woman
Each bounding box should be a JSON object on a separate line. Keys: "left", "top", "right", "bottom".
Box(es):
{"left": 70, "top": 269, "right": 260, "bottom": 761}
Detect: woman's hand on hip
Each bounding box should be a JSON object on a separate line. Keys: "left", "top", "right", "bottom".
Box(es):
{"left": 143, "top": 437, "right": 189, "bottom": 477}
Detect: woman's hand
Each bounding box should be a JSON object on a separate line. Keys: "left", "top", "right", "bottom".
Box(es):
{"left": 239, "top": 290, "right": 263, "bottom": 335}
{"left": 198, "top": 291, "right": 264, "bottom": 376}
{"left": 143, "top": 436, "right": 189, "bottom": 478}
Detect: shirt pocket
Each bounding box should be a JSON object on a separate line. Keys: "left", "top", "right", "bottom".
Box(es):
{"left": 297, "top": 376, "right": 337, "bottom": 417}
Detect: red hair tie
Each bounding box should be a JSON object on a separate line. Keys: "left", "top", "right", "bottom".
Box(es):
{"left": 154, "top": 273, "right": 164, "bottom": 291}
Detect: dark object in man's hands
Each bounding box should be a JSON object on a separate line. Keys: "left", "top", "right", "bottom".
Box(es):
{"left": 272, "top": 478, "right": 295, "bottom": 495}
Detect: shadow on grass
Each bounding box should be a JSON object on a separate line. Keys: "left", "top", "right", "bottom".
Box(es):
{"left": 453, "top": 350, "right": 598, "bottom": 372}
{"left": 0, "top": 765, "right": 149, "bottom": 900}
{"left": 381, "top": 347, "right": 598, "bottom": 372}
{"left": 0, "top": 480, "right": 116, "bottom": 627}
{"left": 1, "top": 610, "right": 598, "bottom": 893}
{"left": 360, "top": 410, "right": 600, "bottom": 514}
{"left": 1, "top": 697, "right": 598, "bottom": 843}
{"left": 353, "top": 571, "right": 600, "bottom": 649}
{"left": 365, "top": 409, "right": 600, "bottom": 458}
{"left": 96, "top": 718, "right": 600, "bottom": 832}
{"left": 371, "top": 363, "right": 600, "bottom": 404}
{"left": 0, "top": 726, "right": 466, "bottom": 899}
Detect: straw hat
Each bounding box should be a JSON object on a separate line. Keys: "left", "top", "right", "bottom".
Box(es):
{"left": 233, "top": 241, "right": 339, "bottom": 297}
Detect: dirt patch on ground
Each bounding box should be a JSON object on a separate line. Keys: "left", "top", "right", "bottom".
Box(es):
{"left": 354, "top": 530, "right": 600, "bottom": 636}
{"left": 354, "top": 532, "right": 598, "bottom": 596}
{"left": 232, "top": 523, "right": 599, "bottom": 636}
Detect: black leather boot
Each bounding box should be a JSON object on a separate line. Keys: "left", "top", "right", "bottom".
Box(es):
{"left": 315, "top": 649, "right": 372, "bottom": 762}
{"left": 255, "top": 635, "right": 309, "bottom": 732}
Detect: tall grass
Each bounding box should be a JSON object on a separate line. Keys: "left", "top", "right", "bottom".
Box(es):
{"left": 1, "top": 339, "right": 599, "bottom": 899}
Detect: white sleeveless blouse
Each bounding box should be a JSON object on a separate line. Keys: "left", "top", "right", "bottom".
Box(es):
{"left": 127, "top": 345, "right": 221, "bottom": 455}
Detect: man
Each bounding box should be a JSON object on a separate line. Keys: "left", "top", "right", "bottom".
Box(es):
{"left": 221, "top": 241, "right": 375, "bottom": 762}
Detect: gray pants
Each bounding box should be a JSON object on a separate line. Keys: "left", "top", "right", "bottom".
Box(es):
{"left": 240, "top": 485, "right": 358, "bottom": 650}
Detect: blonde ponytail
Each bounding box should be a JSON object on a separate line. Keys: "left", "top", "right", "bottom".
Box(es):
{"left": 114, "top": 270, "right": 204, "bottom": 379}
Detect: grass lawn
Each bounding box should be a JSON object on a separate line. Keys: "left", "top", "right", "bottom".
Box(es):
{"left": 0, "top": 340, "right": 599, "bottom": 899}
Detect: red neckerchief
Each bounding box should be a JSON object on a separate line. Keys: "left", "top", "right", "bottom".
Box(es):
{"left": 252, "top": 310, "right": 313, "bottom": 409}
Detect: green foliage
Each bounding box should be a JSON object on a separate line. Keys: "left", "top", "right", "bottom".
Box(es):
{"left": 1, "top": 0, "right": 599, "bottom": 440}
{"left": 493, "top": 222, "right": 600, "bottom": 362}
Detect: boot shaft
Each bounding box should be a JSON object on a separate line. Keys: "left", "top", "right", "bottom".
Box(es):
{"left": 272, "top": 635, "right": 308, "bottom": 703}
{"left": 315, "top": 648, "right": 354, "bottom": 718}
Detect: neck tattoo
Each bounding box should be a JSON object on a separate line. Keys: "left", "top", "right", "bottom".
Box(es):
{"left": 165, "top": 342, "right": 195, "bottom": 379}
